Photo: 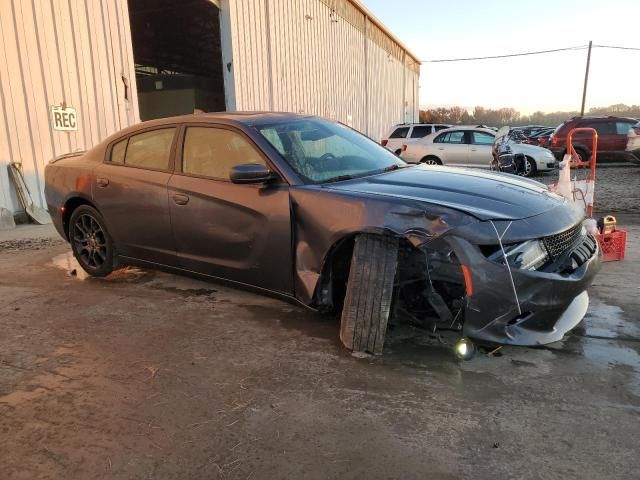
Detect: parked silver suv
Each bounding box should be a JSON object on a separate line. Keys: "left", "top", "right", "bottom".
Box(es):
{"left": 381, "top": 123, "right": 451, "bottom": 154}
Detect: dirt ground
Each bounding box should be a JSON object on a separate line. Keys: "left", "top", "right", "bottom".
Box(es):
{"left": 1, "top": 169, "right": 639, "bottom": 480}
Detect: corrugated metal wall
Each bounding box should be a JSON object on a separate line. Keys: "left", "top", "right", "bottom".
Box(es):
{"left": 221, "top": 0, "right": 419, "bottom": 141}
{"left": 0, "top": 0, "right": 139, "bottom": 215}
{"left": 0, "top": 0, "right": 418, "bottom": 215}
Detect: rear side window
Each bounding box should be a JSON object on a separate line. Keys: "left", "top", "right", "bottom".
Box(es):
{"left": 616, "top": 122, "right": 634, "bottom": 135}
{"left": 582, "top": 121, "right": 615, "bottom": 135}
{"left": 182, "top": 127, "right": 265, "bottom": 180}
{"left": 110, "top": 139, "right": 127, "bottom": 164}
{"left": 434, "top": 125, "right": 450, "bottom": 132}
{"left": 435, "top": 131, "right": 466, "bottom": 144}
{"left": 389, "top": 127, "right": 410, "bottom": 139}
{"left": 410, "top": 126, "right": 432, "bottom": 138}
{"left": 125, "top": 128, "right": 175, "bottom": 170}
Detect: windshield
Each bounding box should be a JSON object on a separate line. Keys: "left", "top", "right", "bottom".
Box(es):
{"left": 254, "top": 118, "right": 406, "bottom": 184}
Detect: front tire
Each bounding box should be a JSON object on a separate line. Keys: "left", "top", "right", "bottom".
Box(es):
{"left": 518, "top": 156, "right": 537, "bottom": 177}
{"left": 69, "top": 205, "right": 115, "bottom": 277}
{"left": 421, "top": 156, "right": 442, "bottom": 165}
{"left": 340, "top": 234, "right": 399, "bottom": 355}
{"left": 574, "top": 148, "right": 588, "bottom": 162}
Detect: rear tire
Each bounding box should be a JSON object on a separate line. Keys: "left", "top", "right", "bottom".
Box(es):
{"left": 340, "top": 234, "right": 399, "bottom": 355}
{"left": 421, "top": 156, "right": 442, "bottom": 165}
{"left": 69, "top": 205, "right": 115, "bottom": 277}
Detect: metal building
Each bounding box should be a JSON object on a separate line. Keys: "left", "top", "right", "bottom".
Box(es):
{"left": 0, "top": 0, "right": 420, "bottom": 221}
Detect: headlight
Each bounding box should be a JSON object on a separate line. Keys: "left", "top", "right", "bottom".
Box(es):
{"left": 488, "top": 239, "right": 549, "bottom": 270}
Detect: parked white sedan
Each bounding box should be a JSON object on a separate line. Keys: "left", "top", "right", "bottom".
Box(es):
{"left": 401, "top": 126, "right": 557, "bottom": 176}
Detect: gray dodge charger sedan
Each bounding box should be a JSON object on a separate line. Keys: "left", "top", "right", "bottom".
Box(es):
{"left": 45, "top": 113, "right": 600, "bottom": 357}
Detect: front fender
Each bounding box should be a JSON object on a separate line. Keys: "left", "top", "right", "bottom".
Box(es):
{"left": 290, "top": 186, "right": 477, "bottom": 305}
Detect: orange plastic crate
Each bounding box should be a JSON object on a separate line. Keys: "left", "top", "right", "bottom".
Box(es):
{"left": 595, "top": 230, "right": 626, "bottom": 262}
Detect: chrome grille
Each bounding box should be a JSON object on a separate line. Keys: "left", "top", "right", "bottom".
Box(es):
{"left": 543, "top": 223, "right": 583, "bottom": 259}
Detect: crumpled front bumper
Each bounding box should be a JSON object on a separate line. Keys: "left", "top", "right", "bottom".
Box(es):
{"left": 446, "top": 235, "right": 601, "bottom": 346}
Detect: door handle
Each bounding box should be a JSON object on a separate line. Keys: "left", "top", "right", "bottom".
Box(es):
{"left": 172, "top": 193, "right": 189, "bottom": 205}
{"left": 470, "top": 148, "right": 477, "bottom": 151}
{"left": 96, "top": 178, "right": 109, "bottom": 188}
{"left": 438, "top": 147, "right": 445, "bottom": 150}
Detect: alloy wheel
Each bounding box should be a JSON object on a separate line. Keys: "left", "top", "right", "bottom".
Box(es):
{"left": 517, "top": 158, "right": 533, "bottom": 177}
{"left": 71, "top": 214, "right": 108, "bottom": 270}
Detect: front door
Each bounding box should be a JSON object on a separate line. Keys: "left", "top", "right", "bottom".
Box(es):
{"left": 93, "top": 127, "right": 178, "bottom": 266}
{"left": 168, "top": 125, "right": 293, "bottom": 294}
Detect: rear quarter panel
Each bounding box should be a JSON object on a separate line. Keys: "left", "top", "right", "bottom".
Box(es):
{"left": 44, "top": 148, "right": 103, "bottom": 238}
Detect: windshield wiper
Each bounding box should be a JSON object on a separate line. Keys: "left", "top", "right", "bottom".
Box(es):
{"left": 321, "top": 174, "right": 356, "bottom": 184}
{"left": 381, "top": 163, "right": 407, "bottom": 173}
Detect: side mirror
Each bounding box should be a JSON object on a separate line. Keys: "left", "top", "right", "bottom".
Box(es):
{"left": 230, "top": 163, "right": 274, "bottom": 184}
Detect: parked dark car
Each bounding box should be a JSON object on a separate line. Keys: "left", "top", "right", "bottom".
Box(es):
{"left": 523, "top": 128, "right": 555, "bottom": 147}
{"left": 45, "top": 113, "right": 600, "bottom": 356}
{"left": 512, "top": 125, "right": 548, "bottom": 137}
{"left": 549, "top": 116, "right": 638, "bottom": 162}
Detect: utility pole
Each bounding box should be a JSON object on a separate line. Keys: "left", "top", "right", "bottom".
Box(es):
{"left": 580, "top": 40, "right": 592, "bottom": 116}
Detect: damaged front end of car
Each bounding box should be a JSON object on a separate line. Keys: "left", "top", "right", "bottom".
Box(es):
{"left": 392, "top": 209, "right": 601, "bottom": 349}
{"left": 293, "top": 167, "right": 601, "bottom": 356}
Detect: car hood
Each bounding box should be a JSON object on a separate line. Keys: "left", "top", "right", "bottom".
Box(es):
{"left": 510, "top": 142, "right": 554, "bottom": 156}
{"left": 325, "top": 165, "right": 570, "bottom": 221}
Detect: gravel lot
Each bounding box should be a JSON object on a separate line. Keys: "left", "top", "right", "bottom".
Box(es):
{"left": 535, "top": 164, "right": 640, "bottom": 214}
{"left": 1, "top": 169, "right": 639, "bottom": 480}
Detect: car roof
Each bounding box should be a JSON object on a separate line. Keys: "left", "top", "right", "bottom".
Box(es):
{"left": 392, "top": 122, "right": 451, "bottom": 127}
{"left": 110, "top": 112, "right": 324, "bottom": 136}
{"left": 570, "top": 115, "right": 637, "bottom": 123}
{"left": 435, "top": 126, "right": 495, "bottom": 134}
{"left": 98, "top": 112, "right": 324, "bottom": 146}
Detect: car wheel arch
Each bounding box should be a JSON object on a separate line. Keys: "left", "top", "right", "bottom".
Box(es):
{"left": 63, "top": 196, "right": 100, "bottom": 240}
{"left": 312, "top": 230, "right": 435, "bottom": 311}
{"left": 420, "top": 155, "right": 442, "bottom": 165}
{"left": 313, "top": 230, "right": 399, "bottom": 309}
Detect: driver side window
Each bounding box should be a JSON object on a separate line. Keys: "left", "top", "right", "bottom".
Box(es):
{"left": 182, "top": 127, "right": 266, "bottom": 180}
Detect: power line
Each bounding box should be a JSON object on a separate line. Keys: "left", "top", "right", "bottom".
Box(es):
{"left": 423, "top": 45, "right": 587, "bottom": 63}
{"left": 422, "top": 43, "right": 640, "bottom": 63}
{"left": 593, "top": 44, "right": 640, "bottom": 51}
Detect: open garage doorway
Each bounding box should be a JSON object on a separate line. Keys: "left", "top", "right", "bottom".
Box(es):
{"left": 128, "top": 0, "right": 226, "bottom": 121}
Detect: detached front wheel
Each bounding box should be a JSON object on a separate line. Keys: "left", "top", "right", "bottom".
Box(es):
{"left": 69, "top": 205, "right": 115, "bottom": 277}
{"left": 340, "top": 234, "right": 399, "bottom": 355}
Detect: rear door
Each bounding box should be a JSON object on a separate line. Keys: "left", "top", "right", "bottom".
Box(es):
{"left": 433, "top": 130, "right": 469, "bottom": 166}
{"left": 167, "top": 124, "right": 293, "bottom": 294}
{"left": 93, "top": 126, "right": 178, "bottom": 266}
{"left": 582, "top": 120, "right": 617, "bottom": 154}
{"left": 467, "top": 130, "right": 495, "bottom": 167}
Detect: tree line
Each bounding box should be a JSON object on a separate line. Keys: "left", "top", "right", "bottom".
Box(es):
{"left": 418, "top": 104, "right": 640, "bottom": 127}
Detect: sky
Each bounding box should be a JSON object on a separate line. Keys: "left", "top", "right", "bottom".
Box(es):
{"left": 361, "top": 0, "right": 640, "bottom": 114}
